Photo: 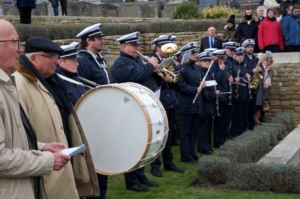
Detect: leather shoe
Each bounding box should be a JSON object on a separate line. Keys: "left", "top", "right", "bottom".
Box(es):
{"left": 141, "top": 179, "right": 159, "bottom": 187}
{"left": 165, "top": 165, "right": 185, "bottom": 173}
{"left": 151, "top": 168, "right": 162, "bottom": 177}
{"left": 126, "top": 184, "right": 150, "bottom": 192}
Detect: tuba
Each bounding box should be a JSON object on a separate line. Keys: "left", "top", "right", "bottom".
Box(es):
{"left": 249, "top": 53, "right": 264, "bottom": 90}
{"left": 160, "top": 43, "right": 181, "bottom": 83}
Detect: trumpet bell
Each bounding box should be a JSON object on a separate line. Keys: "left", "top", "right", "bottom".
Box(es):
{"left": 161, "top": 43, "right": 177, "bottom": 54}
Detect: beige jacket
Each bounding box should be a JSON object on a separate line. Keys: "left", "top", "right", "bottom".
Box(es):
{"left": 13, "top": 65, "right": 99, "bottom": 199}
{"left": 0, "top": 69, "right": 54, "bottom": 199}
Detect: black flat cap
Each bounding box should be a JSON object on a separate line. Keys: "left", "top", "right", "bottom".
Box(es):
{"left": 25, "top": 36, "right": 64, "bottom": 54}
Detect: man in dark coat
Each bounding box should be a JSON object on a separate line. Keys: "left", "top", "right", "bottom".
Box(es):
{"left": 111, "top": 31, "right": 160, "bottom": 192}
{"left": 16, "top": 0, "right": 36, "bottom": 24}
{"left": 199, "top": 27, "right": 223, "bottom": 52}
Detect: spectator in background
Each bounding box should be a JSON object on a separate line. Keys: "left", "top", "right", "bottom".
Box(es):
{"left": 281, "top": 0, "right": 299, "bottom": 16}
{"left": 199, "top": 27, "right": 223, "bottom": 52}
{"left": 275, "top": 6, "right": 283, "bottom": 21}
{"left": 222, "top": 15, "right": 239, "bottom": 43}
{"left": 258, "top": 8, "right": 284, "bottom": 52}
{"left": 236, "top": 8, "right": 259, "bottom": 51}
{"left": 280, "top": 5, "right": 293, "bottom": 26}
{"left": 49, "top": 0, "right": 59, "bottom": 16}
{"left": 282, "top": 4, "right": 300, "bottom": 52}
{"left": 256, "top": 6, "right": 265, "bottom": 22}
{"left": 60, "top": 0, "right": 67, "bottom": 16}
{"left": 16, "top": 0, "right": 36, "bottom": 24}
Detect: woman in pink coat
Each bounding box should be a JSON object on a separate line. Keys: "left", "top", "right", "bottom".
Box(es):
{"left": 258, "top": 8, "right": 284, "bottom": 52}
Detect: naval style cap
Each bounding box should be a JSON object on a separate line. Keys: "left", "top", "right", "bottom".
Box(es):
{"left": 59, "top": 42, "right": 81, "bottom": 59}
{"left": 223, "top": 41, "right": 239, "bottom": 49}
{"left": 25, "top": 36, "right": 64, "bottom": 54}
{"left": 174, "top": 50, "right": 182, "bottom": 57}
{"left": 116, "top": 31, "right": 141, "bottom": 45}
{"left": 197, "top": 51, "right": 212, "bottom": 61}
{"left": 241, "top": 39, "right": 255, "bottom": 48}
{"left": 180, "top": 42, "right": 198, "bottom": 53}
{"left": 234, "top": 47, "right": 245, "bottom": 55}
{"left": 212, "top": 49, "right": 227, "bottom": 59}
{"left": 152, "top": 34, "right": 176, "bottom": 45}
{"left": 204, "top": 48, "right": 218, "bottom": 53}
{"left": 265, "top": 50, "right": 272, "bottom": 60}
{"left": 76, "top": 23, "right": 106, "bottom": 41}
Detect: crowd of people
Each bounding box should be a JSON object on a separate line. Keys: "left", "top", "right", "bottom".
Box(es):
{"left": 0, "top": 18, "right": 275, "bottom": 199}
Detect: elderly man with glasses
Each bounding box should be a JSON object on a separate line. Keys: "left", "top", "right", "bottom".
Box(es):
{"left": 282, "top": 4, "right": 300, "bottom": 52}
{"left": 12, "top": 36, "right": 100, "bottom": 199}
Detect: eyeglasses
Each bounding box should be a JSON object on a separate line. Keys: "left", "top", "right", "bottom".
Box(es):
{"left": 0, "top": 39, "right": 20, "bottom": 48}
{"left": 37, "top": 54, "right": 59, "bottom": 61}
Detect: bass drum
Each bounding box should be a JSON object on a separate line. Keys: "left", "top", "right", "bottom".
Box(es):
{"left": 74, "top": 82, "right": 168, "bottom": 176}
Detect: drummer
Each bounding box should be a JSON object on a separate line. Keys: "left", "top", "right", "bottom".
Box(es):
{"left": 111, "top": 32, "right": 160, "bottom": 192}
{"left": 75, "top": 23, "right": 112, "bottom": 199}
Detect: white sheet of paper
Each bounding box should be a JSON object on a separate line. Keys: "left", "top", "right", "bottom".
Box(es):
{"left": 61, "top": 144, "right": 86, "bottom": 156}
{"left": 205, "top": 80, "right": 217, "bottom": 87}
{"left": 155, "top": 88, "right": 161, "bottom": 99}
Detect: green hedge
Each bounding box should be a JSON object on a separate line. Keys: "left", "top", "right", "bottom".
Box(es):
{"left": 15, "top": 20, "right": 228, "bottom": 41}
{"left": 195, "top": 113, "right": 299, "bottom": 193}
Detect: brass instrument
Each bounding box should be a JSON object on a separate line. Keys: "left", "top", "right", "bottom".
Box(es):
{"left": 160, "top": 43, "right": 180, "bottom": 83}
{"left": 249, "top": 53, "right": 264, "bottom": 90}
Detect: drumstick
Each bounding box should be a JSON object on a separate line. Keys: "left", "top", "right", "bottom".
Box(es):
{"left": 57, "top": 74, "right": 93, "bottom": 89}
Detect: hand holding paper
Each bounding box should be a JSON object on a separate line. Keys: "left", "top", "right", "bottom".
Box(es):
{"left": 61, "top": 144, "right": 86, "bottom": 156}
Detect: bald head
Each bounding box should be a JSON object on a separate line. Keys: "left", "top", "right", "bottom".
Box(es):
{"left": 0, "top": 19, "right": 23, "bottom": 75}
{"left": 207, "top": 27, "right": 216, "bottom": 37}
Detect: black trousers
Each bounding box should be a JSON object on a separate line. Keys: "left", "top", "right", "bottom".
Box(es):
{"left": 18, "top": 8, "right": 32, "bottom": 24}
{"left": 213, "top": 104, "right": 232, "bottom": 147}
{"left": 151, "top": 108, "right": 175, "bottom": 170}
{"left": 179, "top": 114, "right": 198, "bottom": 162}
{"left": 248, "top": 92, "right": 257, "bottom": 130}
{"left": 124, "top": 167, "right": 147, "bottom": 187}
{"left": 230, "top": 102, "right": 246, "bottom": 137}
{"left": 285, "top": 45, "right": 300, "bottom": 52}
{"left": 60, "top": 0, "right": 67, "bottom": 16}
{"left": 197, "top": 117, "right": 213, "bottom": 153}
{"left": 86, "top": 174, "right": 108, "bottom": 199}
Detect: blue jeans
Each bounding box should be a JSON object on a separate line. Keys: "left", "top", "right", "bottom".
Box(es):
{"left": 53, "top": 7, "right": 59, "bottom": 16}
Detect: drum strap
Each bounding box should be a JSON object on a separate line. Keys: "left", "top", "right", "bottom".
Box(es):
{"left": 79, "top": 50, "right": 111, "bottom": 84}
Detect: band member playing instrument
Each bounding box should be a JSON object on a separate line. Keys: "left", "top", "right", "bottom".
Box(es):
{"left": 230, "top": 47, "right": 250, "bottom": 137}
{"left": 242, "top": 39, "right": 260, "bottom": 130}
{"left": 196, "top": 51, "right": 219, "bottom": 154}
{"left": 210, "top": 48, "right": 232, "bottom": 148}
{"left": 175, "top": 42, "right": 204, "bottom": 163}
{"left": 76, "top": 23, "right": 111, "bottom": 199}
{"left": 223, "top": 42, "right": 239, "bottom": 139}
{"left": 149, "top": 35, "right": 184, "bottom": 178}
{"left": 12, "top": 36, "right": 99, "bottom": 199}
{"left": 111, "top": 32, "right": 159, "bottom": 192}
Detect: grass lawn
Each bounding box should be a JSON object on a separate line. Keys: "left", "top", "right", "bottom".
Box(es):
{"left": 105, "top": 145, "right": 299, "bottom": 199}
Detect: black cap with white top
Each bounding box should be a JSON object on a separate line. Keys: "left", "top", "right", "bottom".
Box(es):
{"left": 76, "top": 23, "right": 106, "bottom": 41}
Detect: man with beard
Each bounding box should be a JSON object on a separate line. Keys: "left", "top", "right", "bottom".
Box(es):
{"left": 149, "top": 35, "right": 185, "bottom": 177}
{"left": 242, "top": 39, "right": 261, "bottom": 130}
{"left": 76, "top": 23, "right": 111, "bottom": 199}
{"left": 236, "top": 8, "right": 259, "bottom": 52}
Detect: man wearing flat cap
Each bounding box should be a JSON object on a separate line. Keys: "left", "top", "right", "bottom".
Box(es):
{"left": 148, "top": 35, "right": 184, "bottom": 178}
{"left": 111, "top": 31, "right": 159, "bottom": 192}
{"left": 12, "top": 36, "right": 100, "bottom": 199}
{"left": 242, "top": 39, "right": 260, "bottom": 130}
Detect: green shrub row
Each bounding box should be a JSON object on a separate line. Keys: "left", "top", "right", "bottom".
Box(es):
{"left": 194, "top": 112, "right": 299, "bottom": 193}
{"left": 15, "top": 20, "right": 229, "bottom": 41}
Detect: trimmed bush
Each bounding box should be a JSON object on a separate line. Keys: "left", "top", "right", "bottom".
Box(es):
{"left": 200, "top": 5, "right": 239, "bottom": 19}
{"left": 229, "top": 164, "right": 300, "bottom": 193}
{"left": 171, "top": 1, "right": 201, "bottom": 19}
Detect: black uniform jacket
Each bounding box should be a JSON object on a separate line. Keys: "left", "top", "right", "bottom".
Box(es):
{"left": 232, "top": 60, "right": 249, "bottom": 103}
{"left": 198, "top": 66, "right": 216, "bottom": 117}
{"left": 77, "top": 47, "right": 110, "bottom": 85}
{"left": 56, "top": 66, "right": 86, "bottom": 106}
{"left": 149, "top": 52, "right": 178, "bottom": 109}
{"left": 176, "top": 61, "right": 202, "bottom": 114}
{"left": 111, "top": 51, "right": 158, "bottom": 92}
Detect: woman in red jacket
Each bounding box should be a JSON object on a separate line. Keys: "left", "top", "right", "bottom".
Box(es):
{"left": 258, "top": 8, "right": 284, "bottom": 52}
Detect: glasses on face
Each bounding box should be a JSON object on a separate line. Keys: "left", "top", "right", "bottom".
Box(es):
{"left": 0, "top": 39, "right": 21, "bottom": 48}
{"left": 37, "top": 54, "right": 59, "bottom": 61}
